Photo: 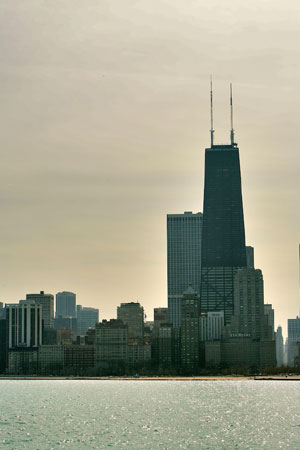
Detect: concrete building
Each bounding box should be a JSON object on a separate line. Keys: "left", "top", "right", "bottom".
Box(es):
{"left": 95, "top": 320, "right": 128, "bottom": 368}
{"left": 77, "top": 305, "right": 99, "bottom": 335}
{"left": 26, "top": 291, "right": 54, "bottom": 329}
{"left": 56, "top": 291, "right": 76, "bottom": 318}
{"left": 117, "top": 302, "right": 144, "bottom": 340}
{"left": 167, "top": 212, "right": 203, "bottom": 328}
{"left": 6, "top": 300, "right": 42, "bottom": 349}
{"left": 199, "top": 311, "right": 224, "bottom": 342}
{"left": 0, "top": 318, "right": 8, "bottom": 373}
{"left": 180, "top": 286, "right": 199, "bottom": 371}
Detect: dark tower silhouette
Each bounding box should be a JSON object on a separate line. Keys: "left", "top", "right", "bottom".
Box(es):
{"left": 200, "top": 82, "right": 247, "bottom": 324}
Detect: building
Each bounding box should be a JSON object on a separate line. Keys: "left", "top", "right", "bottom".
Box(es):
{"left": 77, "top": 305, "right": 99, "bottom": 335}
{"left": 264, "top": 304, "right": 275, "bottom": 339}
{"left": 180, "top": 286, "right": 199, "bottom": 371}
{"left": 56, "top": 291, "right": 76, "bottom": 318}
{"left": 199, "top": 311, "right": 224, "bottom": 342}
{"left": 26, "top": 291, "right": 54, "bottom": 329}
{"left": 154, "top": 308, "right": 169, "bottom": 328}
{"left": 6, "top": 300, "right": 43, "bottom": 348}
{"left": 0, "top": 318, "right": 8, "bottom": 373}
{"left": 246, "top": 246, "right": 254, "bottom": 269}
{"left": 287, "top": 317, "right": 300, "bottom": 366}
{"left": 276, "top": 326, "right": 284, "bottom": 367}
{"left": 117, "top": 302, "right": 144, "bottom": 340}
{"left": 200, "top": 89, "right": 247, "bottom": 325}
{"left": 231, "top": 268, "right": 265, "bottom": 340}
{"left": 167, "top": 212, "right": 203, "bottom": 328}
{"left": 54, "top": 316, "right": 77, "bottom": 335}
{"left": 95, "top": 319, "right": 128, "bottom": 368}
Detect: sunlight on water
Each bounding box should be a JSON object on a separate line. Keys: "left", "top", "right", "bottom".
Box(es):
{"left": 0, "top": 380, "right": 300, "bottom": 449}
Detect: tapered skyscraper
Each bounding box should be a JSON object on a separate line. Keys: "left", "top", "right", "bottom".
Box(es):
{"left": 200, "top": 82, "right": 247, "bottom": 324}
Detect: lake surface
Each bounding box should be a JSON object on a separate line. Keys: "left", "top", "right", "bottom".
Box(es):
{"left": 0, "top": 380, "right": 299, "bottom": 449}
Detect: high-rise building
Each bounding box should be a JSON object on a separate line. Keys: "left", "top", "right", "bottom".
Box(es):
{"left": 6, "top": 300, "right": 42, "bottom": 348}
{"left": 180, "top": 285, "right": 199, "bottom": 370}
{"left": 264, "top": 304, "right": 275, "bottom": 339}
{"left": 199, "top": 311, "right": 224, "bottom": 342}
{"left": 26, "top": 291, "right": 54, "bottom": 329}
{"left": 246, "top": 246, "right": 254, "bottom": 269}
{"left": 95, "top": 319, "right": 128, "bottom": 367}
{"left": 77, "top": 305, "right": 99, "bottom": 335}
{"left": 276, "top": 326, "right": 284, "bottom": 367}
{"left": 167, "top": 211, "right": 203, "bottom": 328}
{"left": 200, "top": 86, "right": 247, "bottom": 325}
{"left": 231, "top": 268, "right": 265, "bottom": 339}
{"left": 56, "top": 291, "right": 76, "bottom": 318}
{"left": 287, "top": 317, "right": 300, "bottom": 366}
{"left": 117, "top": 302, "right": 144, "bottom": 340}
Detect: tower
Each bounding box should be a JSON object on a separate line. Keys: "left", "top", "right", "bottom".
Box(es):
{"left": 200, "top": 83, "right": 247, "bottom": 324}
{"left": 167, "top": 211, "right": 203, "bottom": 328}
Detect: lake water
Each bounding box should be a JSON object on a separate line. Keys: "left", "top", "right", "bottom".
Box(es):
{"left": 0, "top": 380, "right": 299, "bottom": 449}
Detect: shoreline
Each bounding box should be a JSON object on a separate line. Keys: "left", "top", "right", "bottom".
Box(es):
{"left": 1, "top": 375, "right": 300, "bottom": 381}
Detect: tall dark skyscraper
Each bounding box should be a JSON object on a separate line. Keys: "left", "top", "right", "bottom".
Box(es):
{"left": 200, "top": 83, "right": 247, "bottom": 324}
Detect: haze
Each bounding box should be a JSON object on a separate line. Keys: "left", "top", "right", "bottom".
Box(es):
{"left": 0, "top": 0, "right": 299, "bottom": 336}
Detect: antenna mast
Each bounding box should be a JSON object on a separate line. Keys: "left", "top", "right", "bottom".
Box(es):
{"left": 230, "top": 83, "right": 235, "bottom": 146}
{"left": 210, "top": 76, "right": 214, "bottom": 147}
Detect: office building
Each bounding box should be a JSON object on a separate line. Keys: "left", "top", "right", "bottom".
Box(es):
{"left": 264, "top": 304, "right": 275, "bottom": 339}
{"left": 6, "top": 300, "right": 42, "bottom": 348}
{"left": 77, "top": 305, "right": 99, "bottom": 335}
{"left": 200, "top": 86, "right": 247, "bottom": 325}
{"left": 26, "top": 291, "right": 54, "bottom": 329}
{"left": 117, "top": 302, "right": 144, "bottom": 340}
{"left": 167, "top": 212, "right": 203, "bottom": 328}
{"left": 56, "top": 291, "right": 76, "bottom": 318}
{"left": 180, "top": 285, "right": 199, "bottom": 370}
{"left": 95, "top": 319, "right": 128, "bottom": 367}
{"left": 199, "top": 311, "right": 224, "bottom": 342}
{"left": 276, "top": 326, "right": 284, "bottom": 367}
{"left": 246, "top": 246, "right": 254, "bottom": 269}
{"left": 287, "top": 317, "right": 300, "bottom": 366}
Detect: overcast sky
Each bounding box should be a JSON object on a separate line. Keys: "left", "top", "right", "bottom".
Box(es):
{"left": 0, "top": 0, "right": 299, "bottom": 336}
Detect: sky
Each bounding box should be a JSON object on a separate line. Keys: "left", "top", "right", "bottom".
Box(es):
{"left": 0, "top": 0, "right": 299, "bottom": 336}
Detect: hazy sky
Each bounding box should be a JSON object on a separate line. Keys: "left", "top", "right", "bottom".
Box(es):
{"left": 0, "top": 1, "right": 299, "bottom": 336}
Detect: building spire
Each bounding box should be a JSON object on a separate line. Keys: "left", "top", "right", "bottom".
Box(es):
{"left": 230, "top": 83, "right": 235, "bottom": 146}
{"left": 210, "top": 76, "right": 214, "bottom": 147}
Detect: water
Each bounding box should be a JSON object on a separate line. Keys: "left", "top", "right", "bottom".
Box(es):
{"left": 0, "top": 380, "right": 299, "bottom": 449}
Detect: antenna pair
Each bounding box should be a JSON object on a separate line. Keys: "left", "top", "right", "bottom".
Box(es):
{"left": 210, "top": 77, "right": 235, "bottom": 147}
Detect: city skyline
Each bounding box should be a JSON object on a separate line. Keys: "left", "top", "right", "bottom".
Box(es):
{"left": 0, "top": 2, "right": 299, "bottom": 337}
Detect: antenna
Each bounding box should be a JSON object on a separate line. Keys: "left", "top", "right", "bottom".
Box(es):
{"left": 230, "top": 83, "right": 235, "bottom": 146}
{"left": 210, "top": 76, "right": 214, "bottom": 147}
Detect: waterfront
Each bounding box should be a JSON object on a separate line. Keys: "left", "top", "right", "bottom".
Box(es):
{"left": 0, "top": 380, "right": 300, "bottom": 448}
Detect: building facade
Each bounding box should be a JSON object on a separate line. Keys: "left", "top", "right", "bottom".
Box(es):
{"left": 167, "top": 212, "right": 203, "bottom": 328}
{"left": 26, "top": 291, "right": 54, "bottom": 329}
{"left": 200, "top": 144, "right": 247, "bottom": 325}
{"left": 77, "top": 305, "right": 99, "bottom": 335}
{"left": 6, "top": 300, "right": 42, "bottom": 349}
{"left": 56, "top": 291, "right": 76, "bottom": 318}
{"left": 117, "top": 302, "right": 144, "bottom": 340}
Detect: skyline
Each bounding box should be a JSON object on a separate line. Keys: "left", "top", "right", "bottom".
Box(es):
{"left": 0, "top": 1, "right": 300, "bottom": 337}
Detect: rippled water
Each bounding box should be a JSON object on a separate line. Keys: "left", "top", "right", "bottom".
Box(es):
{"left": 0, "top": 380, "right": 300, "bottom": 449}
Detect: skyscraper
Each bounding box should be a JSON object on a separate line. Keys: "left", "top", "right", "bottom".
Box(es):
{"left": 117, "top": 302, "right": 144, "bottom": 340}
{"left": 77, "top": 305, "right": 99, "bottom": 335}
{"left": 200, "top": 83, "right": 247, "bottom": 324}
{"left": 26, "top": 291, "right": 54, "bottom": 329}
{"left": 56, "top": 291, "right": 76, "bottom": 318}
{"left": 167, "top": 211, "right": 203, "bottom": 327}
